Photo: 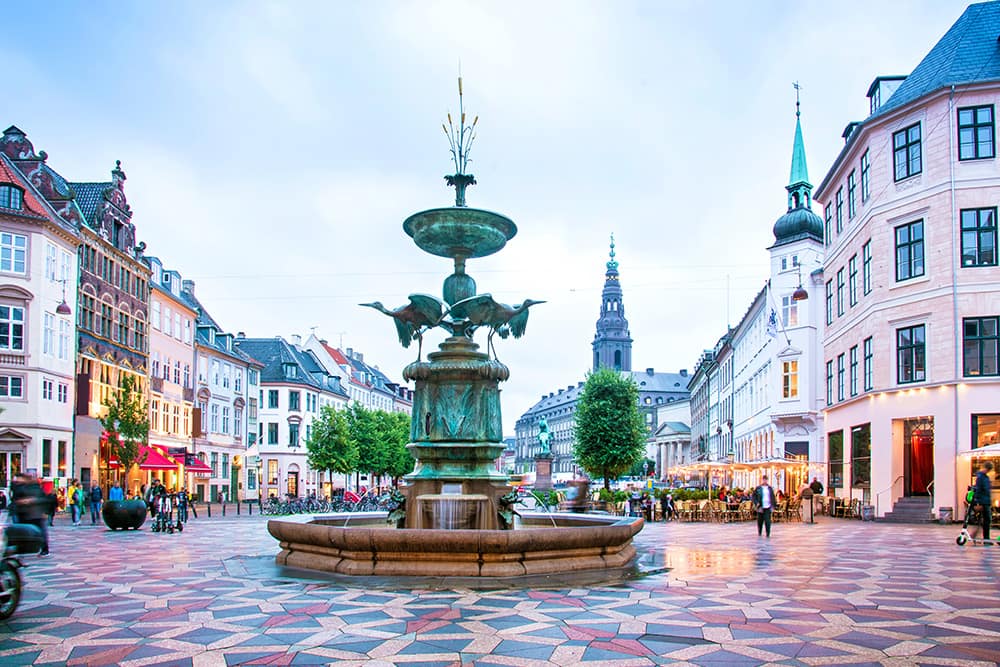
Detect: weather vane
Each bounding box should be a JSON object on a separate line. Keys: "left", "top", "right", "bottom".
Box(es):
{"left": 793, "top": 81, "right": 802, "bottom": 118}
{"left": 443, "top": 74, "right": 479, "bottom": 207}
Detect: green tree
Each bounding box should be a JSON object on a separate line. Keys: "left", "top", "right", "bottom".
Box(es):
{"left": 99, "top": 374, "right": 149, "bottom": 487}
{"left": 572, "top": 368, "right": 645, "bottom": 490}
{"left": 378, "top": 410, "right": 414, "bottom": 484}
{"left": 305, "top": 405, "right": 358, "bottom": 493}
{"left": 627, "top": 457, "right": 656, "bottom": 478}
{"left": 346, "top": 403, "right": 382, "bottom": 488}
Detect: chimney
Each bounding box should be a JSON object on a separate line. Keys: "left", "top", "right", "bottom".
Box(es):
{"left": 680, "top": 369, "right": 688, "bottom": 377}
{"left": 346, "top": 347, "right": 354, "bottom": 359}
{"left": 646, "top": 368, "right": 654, "bottom": 376}
{"left": 578, "top": 381, "right": 584, "bottom": 387}
{"left": 291, "top": 334, "right": 301, "bottom": 346}
{"left": 182, "top": 279, "right": 195, "bottom": 295}
{"left": 237, "top": 332, "right": 245, "bottom": 339}
{"left": 548, "top": 392, "right": 554, "bottom": 398}
{"left": 357, "top": 352, "right": 364, "bottom": 362}
{"left": 319, "top": 339, "right": 328, "bottom": 345}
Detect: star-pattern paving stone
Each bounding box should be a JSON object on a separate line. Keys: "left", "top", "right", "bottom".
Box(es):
{"left": 1, "top": 514, "right": 1000, "bottom": 666}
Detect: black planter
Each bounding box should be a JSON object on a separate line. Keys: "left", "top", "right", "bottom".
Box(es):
{"left": 102, "top": 499, "right": 147, "bottom": 530}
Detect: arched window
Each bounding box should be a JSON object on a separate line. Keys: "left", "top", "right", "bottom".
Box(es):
{"left": 614, "top": 350, "right": 622, "bottom": 370}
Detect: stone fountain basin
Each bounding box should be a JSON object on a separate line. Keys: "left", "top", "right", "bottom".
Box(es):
{"left": 403, "top": 207, "right": 517, "bottom": 259}
{"left": 268, "top": 512, "right": 643, "bottom": 578}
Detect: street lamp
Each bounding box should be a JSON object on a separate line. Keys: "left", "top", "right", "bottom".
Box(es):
{"left": 255, "top": 458, "right": 262, "bottom": 503}
{"left": 791, "top": 265, "right": 809, "bottom": 301}
{"left": 643, "top": 460, "right": 649, "bottom": 478}
{"left": 55, "top": 278, "right": 72, "bottom": 315}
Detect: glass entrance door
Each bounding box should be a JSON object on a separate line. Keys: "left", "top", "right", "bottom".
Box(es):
{"left": 0, "top": 451, "right": 23, "bottom": 489}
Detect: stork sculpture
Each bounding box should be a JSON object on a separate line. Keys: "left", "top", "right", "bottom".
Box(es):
{"left": 448, "top": 294, "right": 545, "bottom": 359}
{"left": 360, "top": 294, "right": 447, "bottom": 361}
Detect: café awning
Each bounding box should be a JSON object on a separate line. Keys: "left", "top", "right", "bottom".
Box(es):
{"left": 109, "top": 444, "right": 178, "bottom": 471}
{"left": 183, "top": 456, "right": 213, "bottom": 475}
{"left": 959, "top": 443, "right": 1000, "bottom": 458}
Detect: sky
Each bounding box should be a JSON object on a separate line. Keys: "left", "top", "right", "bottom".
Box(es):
{"left": 4, "top": 0, "right": 978, "bottom": 433}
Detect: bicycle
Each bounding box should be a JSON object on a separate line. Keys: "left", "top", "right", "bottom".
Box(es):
{"left": 1, "top": 523, "right": 44, "bottom": 620}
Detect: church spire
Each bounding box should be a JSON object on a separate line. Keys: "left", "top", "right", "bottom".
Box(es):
{"left": 786, "top": 83, "right": 812, "bottom": 211}
{"left": 593, "top": 235, "right": 632, "bottom": 372}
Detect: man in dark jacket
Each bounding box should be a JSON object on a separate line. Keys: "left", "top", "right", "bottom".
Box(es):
{"left": 972, "top": 461, "right": 994, "bottom": 541}
{"left": 89, "top": 484, "right": 103, "bottom": 524}
{"left": 752, "top": 475, "right": 777, "bottom": 537}
{"left": 10, "top": 473, "right": 49, "bottom": 555}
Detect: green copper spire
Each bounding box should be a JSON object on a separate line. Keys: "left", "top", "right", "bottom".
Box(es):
{"left": 788, "top": 83, "right": 810, "bottom": 187}
{"left": 606, "top": 233, "right": 619, "bottom": 272}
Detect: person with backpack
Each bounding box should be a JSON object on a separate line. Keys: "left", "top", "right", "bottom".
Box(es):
{"left": 969, "top": 461, "right": 994, "bottom": 541}
{"left": 67, "top": 480, "right": 81, "bottom": 525}
{"left": 89, "top": 484, "right": 103, "bottom": 524}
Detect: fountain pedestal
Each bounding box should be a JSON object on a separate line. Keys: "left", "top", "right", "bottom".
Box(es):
{"left": 534, "top": 454, "right": 554, "bottom": 492}
{"left": 402, "top": 336, "right": 510, "bottom": 529}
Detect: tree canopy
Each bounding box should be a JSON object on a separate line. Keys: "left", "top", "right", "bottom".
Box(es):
{"left": 99, "top": 373, "right": 149, "bottom": 485}
{"left": 345, "top": 403, "right": 414, "bottom": 486}
{"left": 572, "top": 368, "right": 646, "bottom": 490}
{"left": 305, "top": 405, "right": 358, "bottom": 485}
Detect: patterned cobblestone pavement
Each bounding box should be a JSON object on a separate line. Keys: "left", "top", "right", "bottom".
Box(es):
{"left": 2, "top": 513, "right": 999, "bottom": 666}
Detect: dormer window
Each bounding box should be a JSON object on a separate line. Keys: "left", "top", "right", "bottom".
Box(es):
{"left": 283, "top": 363, "right": 297, "bottom": 379}
{"left": 0, "top": 185, "right": 23, "bottom": 211}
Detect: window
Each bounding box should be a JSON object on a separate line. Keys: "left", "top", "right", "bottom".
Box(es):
{"left": 835, "top": 187, "right": 844, "bottom": 233}
{"left": 863, "top": 337, "right": 873, "bottom": 391}
{"left": 289, "top": 423, "right": 300, "bottom": 447}
{"left": 848, "top": 255, "right": 858, "bottom": 306}
{"left": 45, "top": 244, "right": 57, "bottom": 281}
{"left": 80, "top": 294, "right": 95, "bottom": 332}
{"left": 0, "top": 375, "right": 23, "bottom": 398}
{"left": 222, "top": 363, "right": 231, "bottom": 389}
{"left": 247, "top": 467, "right": 257, "bottom": 491}
{"left": 836, "top": 268, "right": 845, "bottom": 316}
{"left": 212, "top": 360, "right": 220, "bottom": 386}
{"left": 183, "top": 364, "right": 190, "bottom": 388}
{"left": 849, "top": 345, "right": 858, "bottom": 396}
{"left": 847, "top": 170, "right": 856, "bottom": 220}
{"left": 0, "top": 305, "right": 24, "bottom": 350}
{"left": 211, "top": 452, "right": 219, "bottom": 477}
{"left": 837, "top": 353, "right": 845, "bottom": 401}
{"left": 174, "top": 361, "right": 181, "bottom": 385}
{"left": 825, "top": 280, "right": 833, "bottom": 325}
{"left": 862, "top": 240, "right": 872, "bottom": 294}
{"left": 958, "top": 105, "right": 994, "bottom": 160}
{"left": 268, "top": 389, "right": 278, "bottom": 409}
{"left": 43, "top": 312, "right": 55, "bottom": 355}
{"left": 825, "top": 360, "right": 833, "bottom": 406}
{"left": 42, "top": 440, "right": 52, "bottom": 478}
{"left": 828, "top": 430, "right": 843, "bottom": 489}
{"left": 851, "top": 424, "right": 872, "bottom": 488}
{"left": 893, "top": 123, "right": 922, "bottom": 180}
{"left": 963, "top": 317, "right": 999, "bottom": 377}
{"left": 42, "top": 378, "right": 53, "bottom": 400}
{"left": 249, "top": 397, "right": 258, "bottom": 420}
{"left": 268, "top": 459, "right": 278, "bottom": 485}
{"left": 58, "top": 319, "right": 70, "bottom": 360}
{"left": 184, "top": 318, "right": 191, "bottom": 344}
{"left": 289, "top": 390, "right": 300, "bottom": 411}
{"left": 174, "top": 313, "right": 182, "bottom": 340}
{"left": 782, "top": 360, "right": 798, "bottom": 398}
{"left": 0, "top": 186, "right": 24, "bottom": 210}
{"left": 860, "top": 150, "right": 870, "bottom": 202}
{"left": 151, "top": 301, "right": 160, "bottom": 330}
{"left": 0, "top": 232, "right": 27, "bottom": 273}
{"left": 58, "top": 383, "right": 67, "bottom": 403}
{"left": 234, "top": 371, "right": 242, "bottom": 393}
{"left": 173, "top": 405, "right": 180, "bottom": 434}
{"left": 210, "top": 403, "right": 219, "bottom": 432}
{"left": 824, "top": 204, "right": 832, "bottom": 245}
{"left": 781, "top": 295, "right": 798, "bottom": 327}
{"left": 960, "top": 208, "right": 997, "bottom": 267}
{"left": 897, "top": 324, "right": 926, "bottom": 384}
{"left": 222, "top": 406, "right": 230, "bottom": 434}
{"left": 895, "top": 220, "right": 924, "bottom": 281}
{"left": 234, "top": 408, "right": 242, "bottom": 437}
{"left": 267, "top": 422, "right": 278, "bottom": 444}
{"left": 163, "top": 307, "right": 172, "bottom": 336}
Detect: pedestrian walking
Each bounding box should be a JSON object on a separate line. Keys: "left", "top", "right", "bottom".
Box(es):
{"left": 660, "top": 492, "right": 676, "bottom": 522}
{"left": 753, "top": 475, "right": 777, "bottom": 538}
{"left": 0, "top": 490, "right": 7, "bottom": 520}
{"left": 68, "top": 479, "right": 82, "bottom": 525}
{"left": 108, "top": 482, "right": 124, "bottom": 502}
{"left": 89, "top": 484, "right": 103, "bottom": 524}
{"left": 45, "top": 489, "right": 57, "bottom": 526}
{"left": 10, "top": 473, "right": 49, "bottom": 555}
{"left": 969, "top": 461, "right": 994, "bottom": 541}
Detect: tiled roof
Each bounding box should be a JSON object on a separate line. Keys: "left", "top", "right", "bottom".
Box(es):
{"left": 67, "top": 181, "right": 111, "bottom": 225}
{"left": 0, "top": 154, "right": 51, "bottom": 222}
{"left": 874, "top": 2, "right": 1000, "bottom": 119}
{"left": 233, "top": 338, "right": 345, "bottom": 396}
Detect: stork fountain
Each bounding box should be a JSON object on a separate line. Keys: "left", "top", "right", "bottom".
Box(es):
{"left": 267, "top": 80, "right": 642, "bottom": 579}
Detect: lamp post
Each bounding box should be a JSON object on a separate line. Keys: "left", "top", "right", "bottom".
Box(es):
{"left": 255, "top": 458, "right": 262, "bottom": 503}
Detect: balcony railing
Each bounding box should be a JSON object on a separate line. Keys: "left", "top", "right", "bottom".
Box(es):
{"left": 183, "top": 387, "right": 195, "bottom": 402}
{"left": 0, "top": 353, "right": 26, "bottom": 366}
{"left": 150, "top": 377, "right": 164, "bottom": 393}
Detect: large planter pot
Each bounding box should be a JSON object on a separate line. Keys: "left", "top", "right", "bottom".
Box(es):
{"left": 102, "top": 499, "right": 147, "bottom": 530}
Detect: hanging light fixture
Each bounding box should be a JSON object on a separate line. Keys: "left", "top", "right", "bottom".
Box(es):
{"left": 56, "top": 278, "right": 72, "bottom": 315}
{"left": 791, "top": 265, "right": 809, "bottom": 301}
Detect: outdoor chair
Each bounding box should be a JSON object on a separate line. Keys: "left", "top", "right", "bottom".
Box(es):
{"left": 773, "top": 500, "right": 788, "bottom": 522}
{"left": 850, "top": 498, "right": 862, "bottom": 519}
{"left": 739, "top": 500, "right": 754, "bottom": 521}
{"left": 786, "top": 499, "right": 802, "bottom": 522}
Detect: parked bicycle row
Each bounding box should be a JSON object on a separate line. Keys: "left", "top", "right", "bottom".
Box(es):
{"left": 259, "top": 491, "right": 393, "bottom": 516}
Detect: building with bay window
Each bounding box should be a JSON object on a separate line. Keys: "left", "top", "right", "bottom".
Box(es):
{"left": 815, "top": 2, "right": 1000, "bottom": 519}
{"left": 0, "top": 147, "right": 79, "bottom": 492}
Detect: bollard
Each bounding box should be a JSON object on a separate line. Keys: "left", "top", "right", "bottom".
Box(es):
{"left": 222, "top": 502, "right": 226, "bottom": 516}
{"left": 248, "top": 501, "right": 252, "bottom": 516}
{"left": 207, "top": 503, "right": 212, "bottom": 518}
{"left": 237, "top": 500, "right": 241, "bottom": 516}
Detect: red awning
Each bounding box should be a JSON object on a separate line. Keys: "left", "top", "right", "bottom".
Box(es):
{"left": 183, "top": 456, "right": 213, "bottom": 475}
{"left": 109, "top": 444, "right": 178, "bottom": 471}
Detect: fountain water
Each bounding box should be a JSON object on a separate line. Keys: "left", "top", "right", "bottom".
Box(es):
{"left": 268, "top": 79, "right": 643, "bottom": 579}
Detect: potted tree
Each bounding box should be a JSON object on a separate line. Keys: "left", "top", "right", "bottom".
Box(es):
{"left": 99, "top": 375, "right": 149, "bottom": 530}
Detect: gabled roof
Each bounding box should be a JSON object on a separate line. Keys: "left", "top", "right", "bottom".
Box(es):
{"left": 874, "top": 2, "right": 1000, "bottom": 119}
{"left": 233, "top": 338, "right": 345, "bottom": 398}
{"left": 0, "top": 154, "right": 52, "bottom": 222}
{"left": 67, "top": 181, "right": 111, "bottom": 225}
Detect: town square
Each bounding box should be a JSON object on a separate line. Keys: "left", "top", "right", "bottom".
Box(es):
{"left": 4, "top": 0, "right": 1000, "bottom": 665}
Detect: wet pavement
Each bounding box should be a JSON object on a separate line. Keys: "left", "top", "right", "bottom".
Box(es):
{"left": 2, "top": 513, "right": 999, "bottom": 666}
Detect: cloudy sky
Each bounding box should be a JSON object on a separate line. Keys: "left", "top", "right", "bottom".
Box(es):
{"left": 5, "top": 0, "right": 975, "bottom": 431}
